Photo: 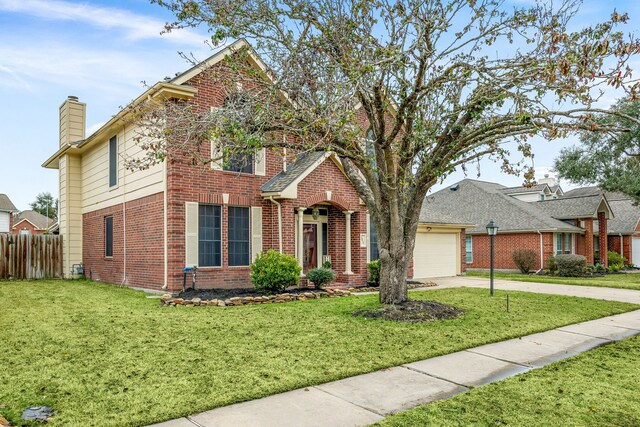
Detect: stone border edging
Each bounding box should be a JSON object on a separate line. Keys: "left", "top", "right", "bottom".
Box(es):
{"left": 161, "top": 288, "right": 352, "bottom": 307}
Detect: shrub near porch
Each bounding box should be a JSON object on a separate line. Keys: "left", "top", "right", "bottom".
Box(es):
{"left": 0, "top": 280, "right": 636, "bottom": 426}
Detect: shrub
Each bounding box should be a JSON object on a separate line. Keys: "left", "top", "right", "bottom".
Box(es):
{"left": 608, "top": 251, "right": 626, "bottom": 270}
{"left": 368, "top": 259, "right": 381, "bottom": 285}
{"left": 306, "top": 268, "right": 336, "bottom": 289}
{"left": 250, "top": 250, "right": 301, "bottom": 293}
{"left": 322, "top": 259, "right": 332, "bottom": 269}
{"left": 546, "top": 255, "right": 558, "bottom": 273}
{"left": 512, "top": 249, "right": 537, "bottom": 274}
{"left": 555, "top": 254, "right": 587, "bottom": 277}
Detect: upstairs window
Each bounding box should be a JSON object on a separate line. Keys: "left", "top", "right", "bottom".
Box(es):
{"left": 109, "top": 135, "right": 117, "bottom": 187}
{"left": 224, "top": 152, "right": 254, "bottom": 174}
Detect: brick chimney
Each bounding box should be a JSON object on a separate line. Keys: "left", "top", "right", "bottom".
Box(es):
{"left": 59, "top": 96, "right": 86, "bottom": 146}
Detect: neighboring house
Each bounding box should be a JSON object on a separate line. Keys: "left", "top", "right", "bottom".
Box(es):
{"left": 11, "top": 210, "right": 57, "bottom": 235}
{"left": 421, "top": 178, "right": 615, "bottom": 272}
{"left": 0, "top": 194, "right": 18, "bottom": 233}
{"left": 562, "top": 187, "right": 640, "bottom": 266}
{"left": 43, "top": 40, "right": 466, "bottom": 290}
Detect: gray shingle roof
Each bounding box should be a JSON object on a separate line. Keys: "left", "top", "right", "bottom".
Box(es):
{"left": 14, "top": 210, "right": 56, "bottom": 230}
{"left": 0, "top": 194, "right": 17, "bottom": 212}
{"left": 421, "top": 179, "right": 582, "bottom": 233}
{"left": 261, "top": 152, "right": 327, "bottom": 193}
{"left": 563, "top": 186, "right": 630, "bottom": 201}
{"left": 535, "top": 195, "right": 608, "bottom": 220}
{"left": 607, "top": 199, "right": 640, "bottom": 234}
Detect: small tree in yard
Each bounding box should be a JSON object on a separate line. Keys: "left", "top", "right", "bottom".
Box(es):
{"left": 512, "top": 249, "right": 537, "bottom": 274}
{"left": 133, "top": 0, "right": 639, "bottom": 304}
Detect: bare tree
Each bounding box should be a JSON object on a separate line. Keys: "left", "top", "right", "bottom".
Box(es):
{"left": 132, "top": 0, "right": 639, "bottom": 303}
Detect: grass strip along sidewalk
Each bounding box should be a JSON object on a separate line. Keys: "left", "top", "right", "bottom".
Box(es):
{"left": 375, "top": 334, "right": 640, "bottom": 427}
{"left": 0, "top": 280, "right": 637, "bottom": 426}
{"left": 467, "top": 270, "right": 640, "bottom": 291}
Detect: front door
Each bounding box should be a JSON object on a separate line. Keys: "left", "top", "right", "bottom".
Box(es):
{"left": 303, "top": 223, "right": 318, "bottom": 273}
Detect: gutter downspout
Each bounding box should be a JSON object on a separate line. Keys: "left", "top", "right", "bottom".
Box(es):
{"left": 121, "top": 124, "right": 127, "bottom": 286}
{"left": 536, "top": 231, "right": 544, "bottom": 273}
{"left": 620, "top": 233, "right": 624, "bottom": 258}
{"left": 268, "top": 197, "right": 283, "bottom": 253}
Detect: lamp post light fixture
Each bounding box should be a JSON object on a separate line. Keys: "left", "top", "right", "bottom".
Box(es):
{"left": 486, "top": 220, "right": 499, "bottom": 296}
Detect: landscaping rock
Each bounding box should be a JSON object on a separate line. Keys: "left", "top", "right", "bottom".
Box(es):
{"left": 21, "top": 406, "right": 55, "bottom": 422}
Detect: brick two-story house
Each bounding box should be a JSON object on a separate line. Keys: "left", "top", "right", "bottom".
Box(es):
{"left": 44, "top": 40, "right": 470, "bottom": 290}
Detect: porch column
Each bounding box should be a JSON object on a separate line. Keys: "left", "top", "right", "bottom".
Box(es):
{"left": 344, "top": 210, "right": 354, "bottom": 275}
{"left": 297, "top": 207, "right": 305, "bottom": 270}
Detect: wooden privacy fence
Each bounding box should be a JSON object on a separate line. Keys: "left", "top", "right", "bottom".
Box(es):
{"left": 0, "top": 234, "right": 63, "bottom": 279}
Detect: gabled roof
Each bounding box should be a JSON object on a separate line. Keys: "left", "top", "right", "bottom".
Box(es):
{"left": 13, "top": 210, "right": 55, "bottom": 230}
{"left": 421, "top": 179, "right": 583, "bottom": 234}
{"left": 563, "top": 186, "right": 630, "bottom": 201}
{"left": 261, "top": 152, "right": 331, "bottom": 198}
{"left": 0, "top": 194, "right": 17, "bottom": 212}
{"left": 536, "top": 194, "right": 613, "bottom": 220}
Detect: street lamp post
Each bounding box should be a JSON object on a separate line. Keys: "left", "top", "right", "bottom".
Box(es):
{"left": 486, "top": 220, "right": 499, "bottom": 296}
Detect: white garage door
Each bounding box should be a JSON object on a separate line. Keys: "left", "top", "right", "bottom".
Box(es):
{"left": 413, "top": 232, "right": 458, "bottom": 278}
{"left": 632, "top": 237, "right": 640, "bottom": 267}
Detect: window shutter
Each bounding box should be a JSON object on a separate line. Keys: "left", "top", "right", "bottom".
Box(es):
{"left": 251, "top": 206, "right": 263, "bottom": 261}
{"left": 185, "top": 202, "right": 199, "bottom": 267}
{"left": 255, "top": 148, "right": 266, "bottom": 176}
{"left": 210, "top": 107, "right": 222, "bottom": 170}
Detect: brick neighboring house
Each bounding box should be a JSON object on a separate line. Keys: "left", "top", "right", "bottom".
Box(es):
{"left": 0, "top": 194, "right": 18, "bottom": 233}
{"left": 422, "top": 178, "right": 616, "bottom": 271}
{"left": 11, "top": 210, "right": 57, "bottom": 235}
{"left": 43, "top": 40, "right": 468, "bottom": 290}
{"left": 562, "top": 187, "right": 640, "bottom": 266}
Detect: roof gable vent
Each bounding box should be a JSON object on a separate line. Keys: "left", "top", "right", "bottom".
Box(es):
{"left": 449, "top": 183, "right": 460, "bottom": 191}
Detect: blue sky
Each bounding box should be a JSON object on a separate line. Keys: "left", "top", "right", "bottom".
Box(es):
{"left": 0, "top": 0, "right": 638, "bottom": 211}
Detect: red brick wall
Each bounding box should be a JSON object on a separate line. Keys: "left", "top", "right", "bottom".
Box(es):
{"left": 608, "top": 235, "right": 633, "bottom": 264}
{"left": 468, "top": 232, "right": 552, "bottom": 270}
{"left": 83, "top": 193, "right": 165, "bottom": 290}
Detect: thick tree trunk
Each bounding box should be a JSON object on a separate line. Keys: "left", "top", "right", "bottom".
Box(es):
{"left": 378, "top": 250, "right": 411, "bottom": 304}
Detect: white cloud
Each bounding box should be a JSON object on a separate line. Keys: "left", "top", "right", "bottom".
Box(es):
{"left": 0, "top": 0, "right": 207, "bottom": 44}
{"left": 0, "top": 64, "right": 33, "bottom": 92}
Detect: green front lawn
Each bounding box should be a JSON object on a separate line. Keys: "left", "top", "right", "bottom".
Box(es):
{"left": 468, "top": 270, "right": 640, "bottom": 291}
{"left": 375, "top": 335, "right": 640, "bottom": 427}
{"left": 0, "top": 280, "right": 637, "bottom": 426}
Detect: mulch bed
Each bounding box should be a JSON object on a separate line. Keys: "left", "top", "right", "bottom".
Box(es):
{"left": 353, "top": 300, "right": 464, "bottom": 323}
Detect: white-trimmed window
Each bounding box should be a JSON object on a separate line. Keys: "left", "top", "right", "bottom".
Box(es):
{"left": 554, "top": 233, "right": 573, "bottom": 255}
{"left": 466, "top": 235, "right": 473, "bottom": 263}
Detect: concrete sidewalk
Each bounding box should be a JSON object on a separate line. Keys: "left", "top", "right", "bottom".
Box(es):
{"left": 149, "top": 307, "right": 640, "bottom": 427}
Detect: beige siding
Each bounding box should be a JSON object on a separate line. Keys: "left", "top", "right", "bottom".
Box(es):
{"left": 81, "top": 123, "right": 164, "bottom": 214}
{"left": 59, "top": 154, "right": 83, "bottom": 277}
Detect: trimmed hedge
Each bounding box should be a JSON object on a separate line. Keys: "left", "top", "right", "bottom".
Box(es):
{"left": 555, "top": 254, "right": 587, "bottom": 277}
{"left": 251, "top": 250, "right": 301, "bottom": 293}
